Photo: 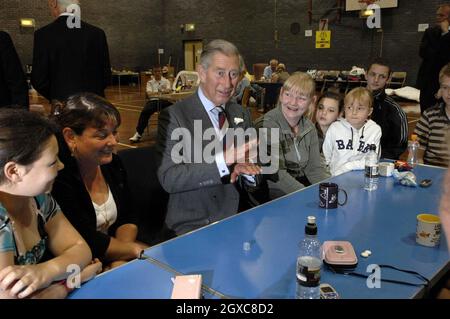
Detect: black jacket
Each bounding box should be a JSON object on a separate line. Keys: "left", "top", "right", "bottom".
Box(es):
{"left": 0, "top": 31, "right": 29, "bottom": 109}
{"left": 31, "top": 16, "right": 111, "bottom": 101}
{"left": 51, "top": 143, "right": 137, "bottom": 260}
{"left": 416, "top": 26, "right": 450, "bottom": 110}
{"left": 371, "top": 90, "right": 408, "bottom": 160}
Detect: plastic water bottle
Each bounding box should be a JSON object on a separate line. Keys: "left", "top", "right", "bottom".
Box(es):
{"left": 364, "top": 144, "right": 379, "bottom": 191}
{"left": 407, "top": 134, "right": 420, "bottom": 168}
{"left": 296, "top": 216, "right": 322, "bottom": 299}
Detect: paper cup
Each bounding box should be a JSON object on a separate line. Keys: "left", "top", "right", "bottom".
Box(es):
{"left": 379, "top": 162, "right": 394, "bottom": 177}
{"left": 416, "top": 214, "right": 441, "bottom": 247}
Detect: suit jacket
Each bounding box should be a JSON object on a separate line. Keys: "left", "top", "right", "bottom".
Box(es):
{"left": 51, "top": 143, "right": 138, "bottom": 260}
{"left": 31, "top": 16, "right": 111, "bottom": 102}
{"left": 416, "top": 26, "right": 450, "bottom": 93}
{"left": 0, "top": 31, "right": 29, "bottom": 109}
{"left": 156, "top": 91, "right": 254, "bottom": 235}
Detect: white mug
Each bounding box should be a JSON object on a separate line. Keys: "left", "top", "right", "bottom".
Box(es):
{"left": 416, "top": 214, "right": 441, "bottom": 247}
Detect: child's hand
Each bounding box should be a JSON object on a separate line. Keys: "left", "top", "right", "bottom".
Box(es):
{"left": 80, "top": 259, "right": 102, "bottom": 283}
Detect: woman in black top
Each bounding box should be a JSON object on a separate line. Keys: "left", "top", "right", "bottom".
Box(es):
{"left": 52, "top": 93, "right": 146, "bottom": 269}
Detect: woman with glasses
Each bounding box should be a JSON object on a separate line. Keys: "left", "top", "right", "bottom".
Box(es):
{"left": 255, "top": 72, "right": 329, "bottom": 199}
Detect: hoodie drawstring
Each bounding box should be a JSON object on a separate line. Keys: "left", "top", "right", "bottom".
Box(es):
{"left": 350, "top": 126, "right": 365, "bottom": 147}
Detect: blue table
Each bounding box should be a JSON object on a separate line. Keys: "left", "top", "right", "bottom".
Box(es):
{"left": 144, "top": 165, "right": 449, "bottom": 299}
{"left": 69, "top": 259, "right": 174, "bottom": 299}
{"left": 69, "top": 254, "right": 222, "bottom": 299}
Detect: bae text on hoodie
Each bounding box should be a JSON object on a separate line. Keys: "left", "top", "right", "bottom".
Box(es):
{"left": 323, "top": 118, "right": 382, "bottom": 176}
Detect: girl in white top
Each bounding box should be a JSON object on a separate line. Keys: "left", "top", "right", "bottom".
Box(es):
{"left": 323, "top": 87, "right": 382, "bottom": 176}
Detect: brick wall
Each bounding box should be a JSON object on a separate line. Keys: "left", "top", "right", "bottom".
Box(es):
{"left": 160, "top": 0, "right": 447, "bottom": 86}
{"left": 1, "top": 0, "right": 447, "bottom": 85}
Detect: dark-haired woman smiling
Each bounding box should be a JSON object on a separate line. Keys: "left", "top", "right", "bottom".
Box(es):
{"left": 0, "top": 109, "right": 99, "bottom": 298}
{"left": 52, "top": 93, "right": 147, "bottom": 270}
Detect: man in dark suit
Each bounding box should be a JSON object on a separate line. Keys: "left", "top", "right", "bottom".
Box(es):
{"left": 0, "top": 31, "right": 29, "bottom": 109}
{"left": 31, "top": 0, "right": 111, "bottom": 110}
{"left": 416, "top": 4, "right": 450, "bottom": 113}
{"left": 157, "top": 39, "right": 262, "bottom": 235}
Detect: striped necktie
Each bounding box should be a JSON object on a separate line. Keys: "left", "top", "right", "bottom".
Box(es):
{"left": 215, "top": 106, "right": 227, "bottom": 150}
{"left": 216, "top": 106, "right": 226, "bottom": 129}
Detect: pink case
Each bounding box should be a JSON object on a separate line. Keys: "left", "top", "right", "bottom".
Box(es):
{"left": 171, "top": 275, "right": 202, "bottom": 299}
{"left": 322, "top": 241, "right": 358, "bottom": 267}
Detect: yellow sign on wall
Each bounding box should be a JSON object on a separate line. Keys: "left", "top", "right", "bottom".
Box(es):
{"left": 315, "top": 31, "right": 331, "bottom": 49}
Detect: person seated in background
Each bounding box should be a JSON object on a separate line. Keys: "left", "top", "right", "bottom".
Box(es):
{"left": 231, "top": 62, "right": 266, "bottom": 110}
{"left": 241, "top": 66, "right": 265, "bottom": 111}
{"left": 162, "top": 65, "right": 175, "bottom": 86}
{"left": 323, "top": 87, "right": 382, "bottom": 176}
{"left": 162, "top": 65, "right": 169, "bottom": 78}
{"left": 129, "top": 65, "right": 172, "bottom": 142}
{"left": 231, "top": 63, "right": 251, "bottom": 105}
{"left": 263, "top": 59, "right": 278, "bottom": 80}
{"left": 255, "top": 72, "right": 329, "bottom": 199}
{"left": 414, "top": 63, "right": 450, "bottom": 167}
{"left": 271, "top": 63, "right": 290, "bottom": 84}
{"left": 0, "top": 109, "right": 100, "bottom": 299}
{"left": 51, "top": 93, "right": 147, "bottom": 270}
{"left": 314, "top": 91, "right": 344, "bottom": 153}
{"left": 366, "top": 59, "right": 408, "bottom": 159}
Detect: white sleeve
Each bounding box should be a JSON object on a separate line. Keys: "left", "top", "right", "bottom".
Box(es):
{"left": 162, "top": 78, "right": 171, "bottom": 91}
{"left": 374, "top": 127, "right": 382, "bottom": 157}
{"left": 215, "top": 152, "right": 230, "bottom": 177}
{"left": 146, "top": 80, "right": 156, "bottom": 94}
{"left": 322, "top": 127, "right": 333, "bottom": 166}
{"left": 334, "top": 159, "right": 365, "bottom": 176}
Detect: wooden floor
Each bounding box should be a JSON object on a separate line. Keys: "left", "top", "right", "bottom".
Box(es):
{"left": 29, "top": 84, "right": 422, "bottom": 157}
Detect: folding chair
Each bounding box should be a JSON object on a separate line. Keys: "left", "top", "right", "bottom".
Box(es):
{"left": 241, "top": 87, "right": 251, "bottom": 107}
{"left": 172, "top": 71, "right": 200, "bottom": 91}
{"left": 387, "top": 72, "right": 407, "bottom": 89}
